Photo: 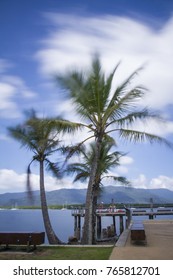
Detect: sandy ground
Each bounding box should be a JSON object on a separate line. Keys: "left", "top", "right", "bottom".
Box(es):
{"left": 109, "top": 220, "right": 173, "bottom": 260}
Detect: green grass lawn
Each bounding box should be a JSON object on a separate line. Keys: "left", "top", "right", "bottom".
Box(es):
{"left": 0, "top": 246, "right": 113, "bottom": 260}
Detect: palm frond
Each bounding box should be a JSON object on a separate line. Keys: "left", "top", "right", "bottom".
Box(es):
{"left": 113, "top": 176, "right": 131, "bottom": 186}
{"left": 65, "top": 163, "right": 89, "bottom": 175}
{"left": 106, "top": 108, "right": 164, "bottom": 131}
{"left": 73, "top": 172, "right": 89, "bottom": 183}
{"left": 26, "top": 160, "right": 35, "bottom": 203}
{"left": 44, "top": 118, "right": 84, "bottom": 134}
{"left": 103, "top": 85, "right": 146, "bottom": 125}
{"left": 102, "top": 175, "right": 130, "bottom": 186}
{"left": 8, "top": 125, "right": 38, "bottom": 151}
{"left": 103, "top": 61, "right": 121, "bottom": 105}
{"left": 62, "top": 144, "right": 85, "bottom": 162}
{"left": 118, "top": 129, "right": 173, "bottom": 148}
{"left": 106, "top": 66, "right": 144, "bottom": 110}
{"left": 63, "top": 134, "right": 94, "bottom": 161}
{"left": 45, "top": 159, "right": 62, "bottom": 179}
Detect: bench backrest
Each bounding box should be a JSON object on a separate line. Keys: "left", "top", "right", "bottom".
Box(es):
{"left": 0, "top": 232, "right": 45, "bottom": 245}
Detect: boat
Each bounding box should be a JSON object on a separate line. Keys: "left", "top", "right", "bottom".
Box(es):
{"left": 61, "top": 203, "right": 67, "bottom": 210}
{"left": 11, "top": 203, "right": 18, "bottom": 210}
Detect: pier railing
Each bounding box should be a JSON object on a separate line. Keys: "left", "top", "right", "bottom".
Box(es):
{"left": 71, "top": 207, "right": 173, "bottom": 242}
{"left": 71, "top": 208, "right": 85, "bottom": 216}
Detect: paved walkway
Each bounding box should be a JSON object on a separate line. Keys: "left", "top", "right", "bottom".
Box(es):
{"left": 109, "top": 220, "right": 173, "bottom": 260}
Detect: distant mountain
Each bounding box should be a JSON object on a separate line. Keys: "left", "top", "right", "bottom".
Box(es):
{"left": 0, "top": 186, "right": 173, "bottom": 207}
{"left": 100, "top": 186, "right": 173, "bottom": 204}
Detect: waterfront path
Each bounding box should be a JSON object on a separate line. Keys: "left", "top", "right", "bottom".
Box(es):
{"left": 109, "top": 220, "right": 173, "bottom": 260}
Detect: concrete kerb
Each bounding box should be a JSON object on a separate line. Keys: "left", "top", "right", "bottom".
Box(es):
{"left": 115, "top": 229, "right": 130, "bottom": 247}
{"left": 40, "top": 244, "right": 113, "bottom": 248}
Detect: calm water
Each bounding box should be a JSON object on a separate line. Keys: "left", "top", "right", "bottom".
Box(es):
{"left": 0, "top": 209, "right": 74, "bottom": 243}
{"left": 0, "top": 209, "right": 125, "bottom": 243}
{"left": 0, "top": 209, "right": 172, "bottom": 243}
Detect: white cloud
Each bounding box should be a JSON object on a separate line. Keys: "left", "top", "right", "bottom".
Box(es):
{"left": 116, "top": 155, "right": 134, "bottom": 174}
{"left": 132, "top": 173, "right": 173, "bottom": 191}
{"left": 54, "top": 98, "right": 78, "bottom": 121}
{"left": 0, "top": 169, "right": 86, "bottom": 194}
{"left": 150, "top": 175, "right": 173, "bottom": 191}
{"left": 0, "top": 82, "right": 20, "bottom": 118}
{"left": 0, "top": 83, "right": 16, "bottom": 109}
{"left": 36, "top": 13, "right": 173, "bottom": 116}
{"left": 119, "top": 155, "right": 134, "bottom": 165}
{"left": 132, "top": 174, "right": 148, "bottom": 189}
{"left": 1, "top": 168, "right": 173, "bottom": 194}
{"left": 0, "top": 169, "right": 27, "bottom": 193}
{"left": 1, "top": 75, "right": 36, "bottom": 98}
{"left": 147, "top": 119, "right": 173, "bottom": 137}
{"left": 0, "top": 60, "right": 37, "bottom": 119}
{"left": 116, "top": 166, "right": 129, "bottom": 174}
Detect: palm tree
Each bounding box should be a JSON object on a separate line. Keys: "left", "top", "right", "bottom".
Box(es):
{"left": 8, "top": 110, "right": 81, "bottom": 244}
{"left": 65, "top": 137, "right": 129, "bottom": 195}
{"left": 56, "top": 55, "right": 171, "bottom": 244}
{"left": 65, "top": 138, "right": 129, "bottom": 242}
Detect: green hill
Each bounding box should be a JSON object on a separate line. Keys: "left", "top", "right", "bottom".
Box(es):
{"left": 0, "top": 186, "right": 173, "bottom": 207}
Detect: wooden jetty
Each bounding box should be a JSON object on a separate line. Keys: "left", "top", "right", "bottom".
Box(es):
{"left": 71, "top": 208, "right": 173, "bottom": 241}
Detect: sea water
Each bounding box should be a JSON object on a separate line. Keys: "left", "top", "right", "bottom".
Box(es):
{"left": 0, "top": 208, "right": 172, "bottom": 243}
{"left": 0, "top": 209, "right": 125, "bottom": 243}
{"left": 0, "top": 209, "right": 73, "bottom": 243}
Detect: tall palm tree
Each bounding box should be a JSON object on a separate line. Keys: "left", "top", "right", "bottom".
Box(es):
{"left": 65, "top": 138, "right": 129, "bottom": 242}
{"left": 56, "top": 55, "right": 171, "bottom": 244}
{"left": 8, "top": 110, "right": 81, "bottom": 244}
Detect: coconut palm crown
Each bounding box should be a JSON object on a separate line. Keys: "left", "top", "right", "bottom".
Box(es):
{"left": 65, "top": 138, "right": 129, "bottom": 189}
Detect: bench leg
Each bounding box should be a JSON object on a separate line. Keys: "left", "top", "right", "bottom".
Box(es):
{"left": 27, "top": 241, "right": 37, "bottom": 252}
{"left": 27, "top": 241, "right": 31, "bottom": 252}
{"left": 0, "top": 244, "right": 8, "bottom": 251}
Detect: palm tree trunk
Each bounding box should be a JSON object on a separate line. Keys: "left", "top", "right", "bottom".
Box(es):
{"left": 92, "top": 194, "right": 98, "bottom": 244}
{"left": 81, "top": 137, "right": 102, "bottom": 244}
{"left": 81, "top": 163, "right": 96, "bottom": 244}
{"left": 39, "top": 160, "right": 62, "bottom": 244}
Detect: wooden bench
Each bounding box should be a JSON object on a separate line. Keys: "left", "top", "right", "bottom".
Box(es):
{"left": 0, "top": 231, "right": 45, "bottom": 252}
{"left": 130, "top": 221, "right": 146, "bottom": 243}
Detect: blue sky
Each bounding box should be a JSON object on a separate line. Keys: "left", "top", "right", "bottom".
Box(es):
{"left": 1, "top": 0, "right": 173, "bottom": 194}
